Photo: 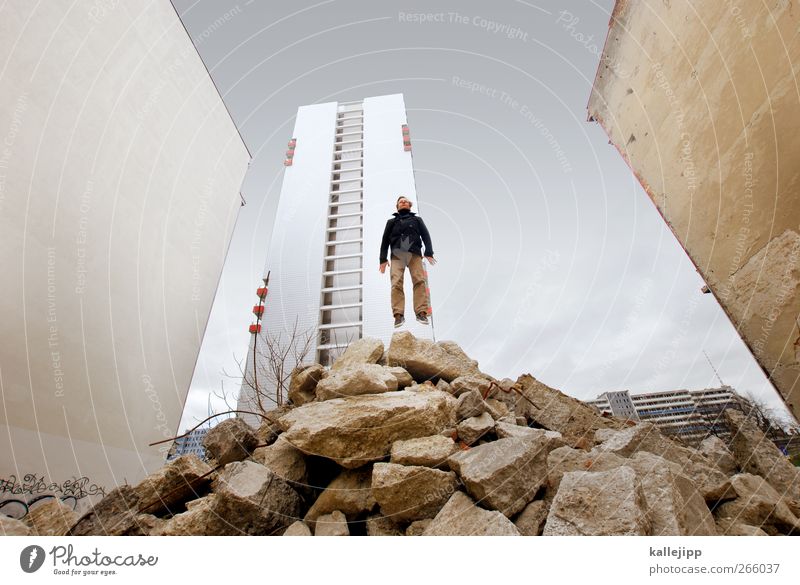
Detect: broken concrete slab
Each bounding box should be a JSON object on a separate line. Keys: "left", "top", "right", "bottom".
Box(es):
{"left": 371, "top": 462, "right": 459, "bottom": 523}
{"left": 456, "top": 412, "right": 495, "bottom": 445}
{"left": 288, "top": 364, "right": 326, "bottom": 406}
{"left": 330, "top": 338, "right": 384, "bottom": 372}
{"left": 315, "top": 363, "right": 399, "bottom": 402}
{"left": 423, "top": 491, "right": 520, "bottom": 536}
{"left": 203, "top": 418, "right": 259, "bottom": 466}
{"left": 315, "top": 510, "right": 349, "bottom": 536}
{"left": 390, "top": 434, "right": 458, "bottom": 468}
{"left": 387, "top": 332, "right": 482, "bottom": 382}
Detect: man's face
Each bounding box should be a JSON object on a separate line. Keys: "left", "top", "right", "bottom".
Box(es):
{"left": 397, "top": 198, "right": 411, "bottom": 211}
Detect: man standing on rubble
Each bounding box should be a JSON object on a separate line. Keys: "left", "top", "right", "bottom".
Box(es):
{"left": 379, "top": 196, "right": 436, "bottom": 327}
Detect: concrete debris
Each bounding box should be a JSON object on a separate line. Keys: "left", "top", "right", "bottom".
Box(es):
{"left": 202, "top": 418, "right": 259, "bottom": 466}
{"left": 0, "top": 515, "right": 31, "bottom": 536}
{"left": 68, "top": 333, "right": 798, "bottom": 536}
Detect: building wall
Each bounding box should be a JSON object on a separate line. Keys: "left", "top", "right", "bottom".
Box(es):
{"left": 0, "top": 0, "right": 249, "bottom": 516}
{"left": 587, "top": 1, "right": 800, "bottom": 422}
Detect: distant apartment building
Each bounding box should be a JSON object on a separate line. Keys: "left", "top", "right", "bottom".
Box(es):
{"left": 166, "top": 427, "right": 210, "bottom": 462}
{"left": 589, "top": 386, "right": 738, "bottom": 444}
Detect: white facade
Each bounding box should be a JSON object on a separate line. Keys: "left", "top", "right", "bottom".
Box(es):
{"left": 238, "top": 94, "right": 434, "bottom": 426}
{"left": 0, "top": 0, "right": 250, "bottom": 518}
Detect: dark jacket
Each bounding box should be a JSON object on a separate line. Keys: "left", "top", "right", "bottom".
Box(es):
{"left": 379, "top": 209, "right": 434, "bottom": 264}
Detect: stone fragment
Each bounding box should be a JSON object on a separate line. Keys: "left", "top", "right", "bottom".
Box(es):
{"left": 435, "top": 379, "right": 453, "bottom": 394}
{"left": 389, "top": 366, "right": 414, "bottom": 389}
{"left": 69, "top": 485, "right": 144, "bottom": 536}
{"left": 724, "top": 409, "right": 800, "bottom": 499}
{"left": 448, "top": 436, "right": 551, "bottom": 517}
{"left": 496, "top": 421, "right": 564, "bottom": 444}
{"left": 423, "top": 492, "right": 520, "bottom": 536}
{"left": 406, "top": 519, "right": 432, "bottom": 536}
{"left": 331, "top": 337, "right": 384, "bottom": 371}
{"left": 23, "top": 500, "right": 78, "bottom": 536}
{"left": 372, "top": 463, "right": 459, "bottom": 522}
{"left": 715, "top": 517, "right": 769, "bottom": 536}
{"left": 455, "top": 389, "right": 488, "bottom": 421}
{"left": 698, "top": 435, "right": 738, "bottom": 476}
{"left": 514, "top": 500, "right": 548, "bottom": 536}
{"left": 450, "top": 375, "right": 491, "bottom": 398}
{"left": 544, "top": 467, "right": 650, "bottom": 535}
{"left": 456, "top": 412, "right": 495, "bottom": 445}
{"left": 546, "top": 446, "right": 629, "bottom": 493}
{"left": 133, "top": 454, "right": 212, "bottom": 514}
{"left": 485, "top": 398, "right": 510, "bottom": 420}
{"left": 387, "top": 331, "right": 481, "bottom": 382}
{"left": 305, "top": 467, "right": 376, "bottom": 528}
{"left": 0, "top": 515, "right": 31, "bottom": 535}
{"left": 627, "top": 452, "right": 716, "bottom": 535}
{"left": 278, "top": 390, "right": 454, "bottom": 468}
{"left": 515, "top": 416, "right": 527, "bottom": 426}
{"left": 366, "top": 515, "right": 404, "bottom": 536}
{"left": 288, "top": 364, "right": 326, "bottom": 406}
{"left": 714, "top": 473, "right": 800, "bottom": 535}
{"left": 514, "top": 374, "right": 618, "bottom": 447}
{"left": 315, "top": 364, "right": 398, "bottom": 402}
{"left": 203, "top": 418, "right": 259, "bottom": 466}
{"left": 315, "top": 510, "right": 349, "bottom": 536}
{"left": 164, "top": 460, "right": 302, "bottom": 536}
{"left": 283, "top": 521, "right": 312, "bottom": 536}
{"left": 251, "top": 435, "right": 308, "bottom": 486}
{"left": 391, "top": 435, "right": 458, "bottom": 468}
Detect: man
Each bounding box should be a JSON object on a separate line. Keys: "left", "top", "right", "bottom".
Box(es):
{"left": 379, "top": 196, "right": 436, "bottom": 327}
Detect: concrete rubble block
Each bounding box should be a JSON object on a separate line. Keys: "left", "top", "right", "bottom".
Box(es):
{"left": 515, "top": 416, "right": 528, "bottom": 426}
{"left": 543, "top": 467, "right": 650, "bottom": 536}
{"left": 315, "top": 363, "right": 398, "bottom": 402}
{"left": 304, "top": 466, "right": 376, "bottom": 528}
{"left": 450, "top": 375, "right": 491, "bottom": 398}
{"left": 423, "top": 491, "right": 520, "bottom": 536}
{"left": 595, "top": 422, "right": 730, "bottom": 500}
{"left": 715, "top": 518, "right": 769, "bottom": 536}
{"left": 456, "top": 412, "right": 495, "bottom": 445}
{"left": 203, "top": 418, "right": 259, "bottom": 466}
{"left": 23, "top": 500, "right": 79, "bottom": 536}
{"left": 256, "top": 404, "right": 295, "bottom": 446}
{"left": 724, "top": 409, "right": 800, "bottom": 499}
{"left": 627, "top": 452, "right": 717, "bottom": 536}
{"left": 514, "top": 374, "right": 617, "bottom": 448}
{"left": 455, "top": 389, "right": 489, "bottom": 421}
{"left": 132, "top": 454, "right": 212, "bottom": 514}
{"left": 389, "top": 366, "right": 415, "bottom": 389}
{"left": 372, "top": 462, "right": 459, "bottom": 523}
{"left": 390, "top": 434, "right": 458, "bottom": 468}
{"left": 366, "top": 514, "right": 404, "bottom": 536}
{"left": 387, "top": 331, "right": 481, "bottom": 383}
{"left": 288, "top": 363, "right": 326, "bottom": 406}
{"left": 406, "top": 519, "right": 432, "bottom": 536}
{"left": 283, "top": 520, "right": 312, "bottom": 536}
{"left": 251, "top": 435, "right": 308, "bottom": 487}
{"left": 448, "top": 436, "right": 551, "bottom": 517}
{"left": 485, "top": 397, "right": 511, "bottom": 420}
{"left": 69, "top": 485, "right": 144, "bottom": 536}
{"left": 278, "top": 390, "right": 455, "bottom": 469}
{"left": 698, "top": 435, "right": 738, "bottom": 476}
{"left": 0, "top": 515, "right": 31, "bottom": 535}
{"left": 330, "top": 337, "right": 385, "bottom": 372}
{"left": 496, "top": 421, "right": 564, "bottom": 445}
{"left": 714, "top": 473, "right": 800, "bottom": 535}
{"left": 315, "top": 510, "right": 349, "bottom": 536}
{"left": 546, "top": 446, "right": 628, "bottom": 494}
{"left": 200, "top": 460, "right": 302, "bottom": 535}
{"left": 435, "top": 379, "right": 453, "bottom": 394}
{"left": 513, "top": 500, "right": 549, "bottom": 536}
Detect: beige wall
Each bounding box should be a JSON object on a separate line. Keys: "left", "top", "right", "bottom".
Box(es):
{"left": 0, "top": 0, "right": 249, "bottom": 515}
{"left": 588, "top": 0, "right": 800, "bottom": 421}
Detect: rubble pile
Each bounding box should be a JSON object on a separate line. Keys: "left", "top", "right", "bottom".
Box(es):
{"left": 10, "top": 331, "right": 799, "bottom": 536}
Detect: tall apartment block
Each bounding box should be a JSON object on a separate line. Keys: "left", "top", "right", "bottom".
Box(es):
{"left": 237, "top": 94, "right": 433, "bottom": 425}
{"left": 588, "top": 386, "right": 738, "bottom": 444}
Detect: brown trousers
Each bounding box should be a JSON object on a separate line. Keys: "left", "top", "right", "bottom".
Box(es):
{"left": 390, "top": 252, "right": 428, "bottom": 317}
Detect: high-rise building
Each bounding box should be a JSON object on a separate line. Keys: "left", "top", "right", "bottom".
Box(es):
{"left": 237, "top": 94, "right": 434, "bottom": 426}
{"left": 166, "top": 427, "right": 210, "bottom": 462}
{"left": 588, "top": 386, "right": 738, "bottom": 444}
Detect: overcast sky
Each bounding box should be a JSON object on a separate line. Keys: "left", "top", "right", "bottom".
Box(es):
{"left": 172, "top": 0, "right": 790, "bottom": 430}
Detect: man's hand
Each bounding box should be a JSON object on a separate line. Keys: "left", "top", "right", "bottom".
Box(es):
{"left": 425, "top": 256, "right": 437, "bottom": 265}
{"left": 379, "top": 262, "right": 389, "bottom": 273}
